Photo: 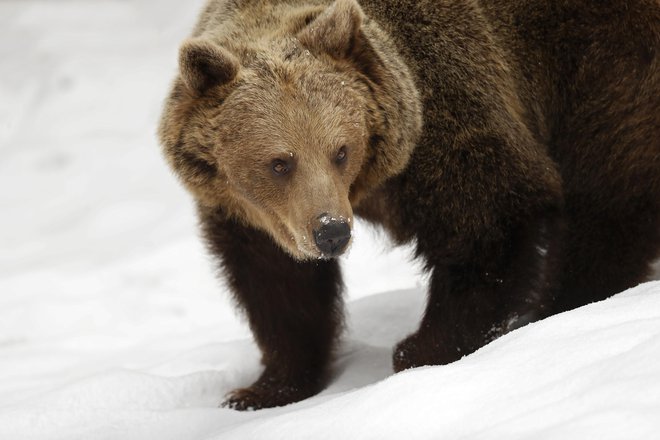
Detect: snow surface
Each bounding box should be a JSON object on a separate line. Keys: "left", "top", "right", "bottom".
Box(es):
{"left": 1, "top": 1, "right": 659, "bottom": 439}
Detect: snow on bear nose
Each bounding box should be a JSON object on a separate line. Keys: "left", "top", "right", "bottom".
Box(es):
{"left": 313, "top": 214, "right": 351, "bottom": 257}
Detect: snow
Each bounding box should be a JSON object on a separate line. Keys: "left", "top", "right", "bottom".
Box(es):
{"left": 1, "top": 1, "right": 659, "bottom": 439}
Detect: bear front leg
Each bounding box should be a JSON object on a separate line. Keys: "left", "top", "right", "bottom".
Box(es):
{"left": 199, "top": 208, "right": 343, "bottom": 410}
{"left": 393, "top": 213, "right": 562, "bottom": 372}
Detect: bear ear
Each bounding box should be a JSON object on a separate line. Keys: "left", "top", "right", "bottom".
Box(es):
{"left": 297, "top": 0, "right": 364, "bottom": 59}
{"left": 179, "top": 38, "right": 239, "bottom": 93}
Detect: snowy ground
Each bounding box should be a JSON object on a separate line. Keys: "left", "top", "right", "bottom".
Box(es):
{"left": 1, "top": 1, "right": 659, "bottom": 439}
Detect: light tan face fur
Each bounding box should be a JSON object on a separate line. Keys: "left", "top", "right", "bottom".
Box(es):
{"left": 202, "top": 53, "right": 368, "bottom": 259}
{"left": 161, "top": 0, "right": 422, "bottom": 260}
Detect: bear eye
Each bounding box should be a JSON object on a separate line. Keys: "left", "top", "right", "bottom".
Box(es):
{"left": 271, "top": 159, "right": 291, "bottom": 176}
{"left": 335, "top": 145, "right": 348, "bottom": 164}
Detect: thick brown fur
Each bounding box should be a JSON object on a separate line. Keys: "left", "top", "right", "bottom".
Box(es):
{"left": 159, "top": 0, "right": 660, "bottom": 409}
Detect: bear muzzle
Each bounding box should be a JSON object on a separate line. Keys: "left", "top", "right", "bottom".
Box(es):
{"left": 312, "top": 213, "right": 351, "bottom": 258}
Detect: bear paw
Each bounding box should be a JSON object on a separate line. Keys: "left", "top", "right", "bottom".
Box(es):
{"left": 393, "top": 332, "right": 463, "bottom": 372}
{"left": 221, "top": 380, "right": 319, "bottom": 411}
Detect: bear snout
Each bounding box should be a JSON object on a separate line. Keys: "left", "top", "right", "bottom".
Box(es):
{"left": 312, "top": 214, "right": 351, "bottom": 257}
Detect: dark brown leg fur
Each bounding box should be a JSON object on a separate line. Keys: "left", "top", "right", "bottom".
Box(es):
{"left": 198, "top": 207, "right": 343, "bottom": 410}
{"left": 555, "top": 196, "right": 660, "bottom": 312}
{"left": 551, "top": 25, "right": 660, "bottom": 312}
{"left": 393, "top": 212, "right": 562, "bottom": 371}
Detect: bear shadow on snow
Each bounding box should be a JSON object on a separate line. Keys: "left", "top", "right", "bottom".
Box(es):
{"left": 159, "top": 0, "right": 660, "bottom": 409}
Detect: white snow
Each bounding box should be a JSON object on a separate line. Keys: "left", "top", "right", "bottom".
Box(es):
{"left": 1, "top": 1, "right": 659, "bottom": 439}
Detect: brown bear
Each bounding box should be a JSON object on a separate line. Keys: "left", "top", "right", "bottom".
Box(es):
{"left": 159, "top": 0, "right": 660, "bottom": 410}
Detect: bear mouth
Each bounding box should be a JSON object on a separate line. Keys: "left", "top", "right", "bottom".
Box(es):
{"left": 294, "top": 232, "right": 319, "bottom": 259}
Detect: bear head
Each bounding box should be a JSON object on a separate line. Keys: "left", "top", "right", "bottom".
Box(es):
{"left": 159, "top": 0, "right": 422, "bottom": 260}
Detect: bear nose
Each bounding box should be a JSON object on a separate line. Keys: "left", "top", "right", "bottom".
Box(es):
{"left": 313, "top": 214, "right": 351, "bottom": 257}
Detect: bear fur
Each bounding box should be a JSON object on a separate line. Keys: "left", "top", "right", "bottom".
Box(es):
{"left": 159, "top": 0, "right": 660, "bottom": 410}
